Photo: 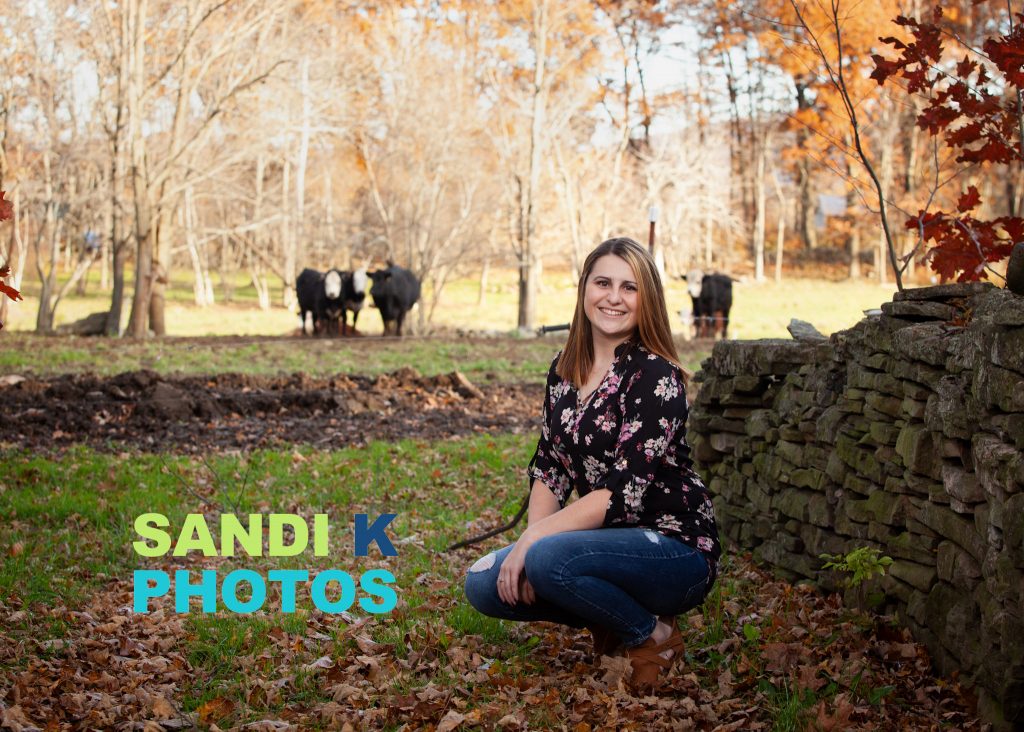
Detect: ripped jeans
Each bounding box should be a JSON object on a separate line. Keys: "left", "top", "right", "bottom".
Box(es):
{"left": 463, "top": 528, "right": 711, "bottom": 648}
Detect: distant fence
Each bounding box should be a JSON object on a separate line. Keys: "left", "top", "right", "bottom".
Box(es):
{"left": 688, "top": 283, "right": 1024, "bottom": 730}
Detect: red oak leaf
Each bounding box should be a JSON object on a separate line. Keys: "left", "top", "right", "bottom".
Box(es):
{"left": 0, "top": 191, "right": 12, "bottom": 222}
{"left": 957, "top": 186, "right": 981, "bottom": 213}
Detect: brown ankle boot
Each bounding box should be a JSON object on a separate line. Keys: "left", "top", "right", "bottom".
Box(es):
{"left": 624, "top": 623, "right": 684, "bottom": 691}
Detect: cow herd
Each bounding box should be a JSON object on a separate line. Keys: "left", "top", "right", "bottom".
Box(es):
{"left": 296, "top": 263, "right": 420, "bottom": 338}
{"left": 297, "top": 262, "right": 734, "bottom": 340}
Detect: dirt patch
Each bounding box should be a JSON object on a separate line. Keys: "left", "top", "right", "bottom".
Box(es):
{"left": 3, "top": 368, "right": 541, "bottom": 453}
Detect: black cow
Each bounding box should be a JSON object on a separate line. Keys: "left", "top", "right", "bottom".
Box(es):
{"left": 368, "top": 263, "right": 421, "bottom": 336}
{"left": 296, "top": 267, "right": 344, "bottom": 336}
{"left": 340, "top": 268, "right": 368, "bottom": 336}
{"left": 683, "top": 269, "right": 733, "bottom": 339}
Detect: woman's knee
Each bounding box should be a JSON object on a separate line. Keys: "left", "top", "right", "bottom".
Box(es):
{"left": 464, "top": 550, "right": 501, "bottom": 614}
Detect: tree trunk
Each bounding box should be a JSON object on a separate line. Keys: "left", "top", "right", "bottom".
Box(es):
{"left": 126, "top": 0, "right": 152, "bottom": 338}
{"left": 849, "top": 225, "right": 861, "bottom": 279}
{"left": 478, "top": 256, "right": 489, "bottom": 307}
{"left": 753, "top": 132, "right": 767, "bottom": 281}
{"left": 515, "top": 0, "right": 549, "bottom": 332}
{"left": 772, "top": 169, "right": 786, "bottom": 282}
{"left": 281, "top": 157, "right": 296, "bottom": 308}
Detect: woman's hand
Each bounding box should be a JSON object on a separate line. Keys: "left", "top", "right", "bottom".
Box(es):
{"left": 497, "top": 529, "right": 539, "bottom": 606}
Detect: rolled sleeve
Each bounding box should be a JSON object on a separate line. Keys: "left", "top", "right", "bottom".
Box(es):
{"left": 599, "top": 359, "right": 688, "bottom": 526}
{"left": 527, "top": 356, "right": 573, "bottom": 508}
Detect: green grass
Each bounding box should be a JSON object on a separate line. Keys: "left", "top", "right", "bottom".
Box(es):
{"left": 4, "top": 265, "right": 897, "bottom": 339}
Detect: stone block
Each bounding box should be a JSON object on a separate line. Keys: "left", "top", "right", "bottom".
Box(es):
{"left": 690, "top": 433, "right": 719, "bottom": 463}
{"left": 901, "top": 397, "right": 928, "bottom": 420}
{"left": 757, "top": 539, "right": 818, "bottom": 579}
{"left": 901, "top": 380, "right": 934, "bottom": 401}
{"left": 919, "top": 502, "right": 987, "bottom": 561}
{"left": 936, "top": 540, "right": 982, "bottom": 588}
{"left": 847, "top": 370, "right": 878, "bottom": 390}
{"left": 991, "top": 329, "right": 1024, "bottom": 376}
{"left": 883, "top": 299, "right": 959, "bottom": 321}
{"left": 974, "top": 362, "right": 1024, "bottom": 413}
{"left": 790, "top": 468, "right": 823, "bottom": 491}
{"left": 808, "top": 494, "right": 833, "bottom": 527}
{"left": 1005, "top": 494, "right": 1024, "bottom": 567}
{"left": 778, "top": 426, "right": 806, "bottom": 442}
{"left": 904, "top": 470, "right": 941, "bottom": 498}
{"left": 925, "top": 375, "right": 979, "bottom": 440}
{"left": 708, "top": 416, "right": 748, "bottom": 434}
{"left": 893, "top": 282, "right": 996, "bottom": 301}
{"left": 710, "top": 432, "right": 739, "bottom": 454}
{"left": 887, "top": 529, "right": 940, "bottom": 564}
{"left": 891, "top": 323, "right": 952, "bottom": 367}
{"left": 890, "top": 559, "right": 938, "bottom": 592}
{"left": 890, "top": 359, "right": 945, "bottom": 388}
{"left": 837, "top": 397, "right": 864, "bottom": 414}
{"left": 870, "top": 422, "right": 902, "bottom": 446}
{"left": 732, "top": 375, "right": 768, "bottom": 394}
{"left": 835, "top": 511, "right": 871, "bottom": 540}
{"left": 747, "top": 482, "right": 772, "bottom": 513}
{"left": 990, "top": 552, "right": 1024, "bottom": 602}
{"left": 844, "top": 473, "right": 879, "bottom": 496}
{"left": 879, "top": 574, "right": 916, "bottom": 603}
{"left": 974, "top": 285, "right": 1024, "bottom": 324}
{"left": 863, "top": 353, "right": 890, "bottom": 370}
{"left": 896, "top": 424, "right": 938, "bottom": 477}
{"left": 836, "top": 433, "right": 885, "bottom": 484}
{"left": 773, "top": 489, "right": 812, "bottom": 523}
{"left": 990, "top": 414, "right": 1024, "bottom": 451}
{"left": 814, "top": 406, "right": 845, "bottom": 443}
{"left": 875, "top": 373, "right": 906, "bottom": 397}
{"left": 941, "top": 463, "right": 985, "bottom": 504}
{"left": 866, "top": 392, "right": 904, "bottom": 418}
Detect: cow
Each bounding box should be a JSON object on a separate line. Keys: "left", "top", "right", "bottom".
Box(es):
{"left": 340, "top": 268, "right": 368, "bottom": 336}
{"left": 683, "top": 269, "right": 733, "bottom": 339}
{"left": 296, "top": 267, "right": 344, "bottom": 336}
{"left": 368, "top": 263, "right": 421, "bottom": 336}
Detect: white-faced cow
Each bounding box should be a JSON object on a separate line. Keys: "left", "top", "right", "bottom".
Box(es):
{"left": 296, "top": 267, "right": 344, "bottom": 336}
{"left": 340, "top": 268, "right": 368, "bottom": 336}
{"left": 683, "top": 269, "right": 733, "bottom": 339}
{"left": 368, "top": 263, "right": 421, "bottom": 336}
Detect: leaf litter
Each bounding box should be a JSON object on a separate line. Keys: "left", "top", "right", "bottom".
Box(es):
{"left": 0, "top": 549, "right": 984, "bottom": 730}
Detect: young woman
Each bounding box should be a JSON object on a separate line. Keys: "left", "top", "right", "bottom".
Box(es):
{"left": 464, "top": 237, "right": 721, "bottom": 689}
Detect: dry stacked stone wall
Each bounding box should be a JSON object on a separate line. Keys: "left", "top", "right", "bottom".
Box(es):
{"left": 687, "top": 283, "right": 1024, "bottom": 729}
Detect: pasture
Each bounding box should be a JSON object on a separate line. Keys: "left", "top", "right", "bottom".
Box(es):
{"left": 0, "top": 274, "right": 982, "bottom": 731}
{"left": 1, "top": 267, "right": 898, "bottom": 340}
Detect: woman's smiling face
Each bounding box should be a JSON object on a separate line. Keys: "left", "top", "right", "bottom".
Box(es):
{"left": 584, "top": 254, "right": 639, "bottom": 343}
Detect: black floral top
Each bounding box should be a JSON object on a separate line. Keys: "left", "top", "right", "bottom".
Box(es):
{"left": 528, "top": 340, "right": 721, "bottom": 587}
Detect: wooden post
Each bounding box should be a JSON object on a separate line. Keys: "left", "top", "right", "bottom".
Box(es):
{"left": 648, "top": 206, "right": 659, "bottom": 255}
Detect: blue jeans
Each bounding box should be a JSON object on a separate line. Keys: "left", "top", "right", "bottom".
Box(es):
{"left": 463, "top": 528, "right": 711, "bottom": 648}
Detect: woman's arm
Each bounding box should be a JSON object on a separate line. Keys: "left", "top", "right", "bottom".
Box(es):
{"left": 497, "top": 488, "right": 611, "bottom": 606}
{"left": 527, "top": 479, "right": 562, "bottom": 526}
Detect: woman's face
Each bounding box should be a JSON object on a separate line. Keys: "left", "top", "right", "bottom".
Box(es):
{"left": 584, "top": 254, "right": 639, "bottom": 344}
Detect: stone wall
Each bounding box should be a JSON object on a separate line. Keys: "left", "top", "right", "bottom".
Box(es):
{"left": 687, "top": 283, "right": 1024, "bottom": 729}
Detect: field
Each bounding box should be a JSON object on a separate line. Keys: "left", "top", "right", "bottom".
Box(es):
{"left": 2, "top": 266, "right": 898, "bottom": 340}
{"left": 0, "top": 272, "right": 982, "bottom": 731}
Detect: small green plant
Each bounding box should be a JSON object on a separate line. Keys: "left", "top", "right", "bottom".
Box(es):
{"left": 820, "top": 547, "right": 893, "bottom": 587}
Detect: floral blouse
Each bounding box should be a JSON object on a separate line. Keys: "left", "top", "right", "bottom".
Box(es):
{"left": 528, "top": 340, "right": 721, "bottom": 587}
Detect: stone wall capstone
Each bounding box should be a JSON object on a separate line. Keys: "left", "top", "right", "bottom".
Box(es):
{"left": 688, "top": 283, "right": 1024, "bottom": 730}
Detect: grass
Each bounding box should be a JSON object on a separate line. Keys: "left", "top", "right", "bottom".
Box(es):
{"left": 0, "top": 438, "right": 978, "bottom": 730}
{"left": 3, "top": 265, "right": 898, "bottom": 339}
{"left": 0, "top": 332, "right": 712, "bottom": 382}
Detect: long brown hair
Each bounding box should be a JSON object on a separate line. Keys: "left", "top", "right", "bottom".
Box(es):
{"left": 557, "top": 237, "right": 684, "bottom": 387}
